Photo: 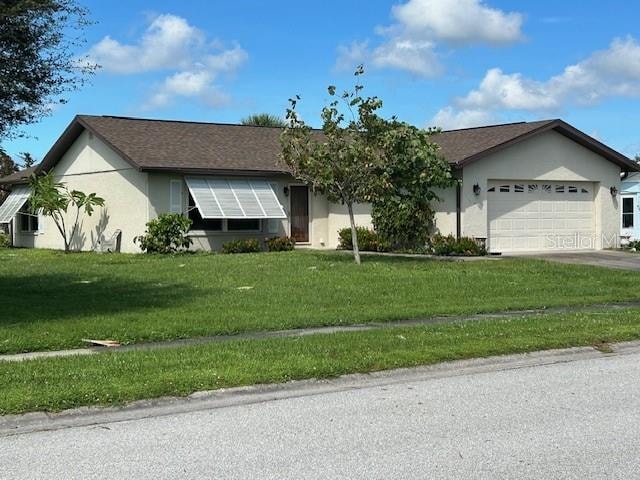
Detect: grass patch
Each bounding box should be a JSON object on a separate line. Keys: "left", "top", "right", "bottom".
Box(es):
{"left": 2, "top": 308, "right": 640, "bottom": 415}
{"left": 2, "top": 248, "right": 640, "bottom": 354}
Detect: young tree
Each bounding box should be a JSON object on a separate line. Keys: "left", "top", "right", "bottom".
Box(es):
{"left": 241, "top": 113, "right": 286, "bottom": 127}
{"left": 280, "top": 66, "right": 453, "bottom": 263}
{"left": 0, "top": 0, "right": 97, "bottom": 140}
{"left": 29, "top": 173, "right": 104, "bottom": 252}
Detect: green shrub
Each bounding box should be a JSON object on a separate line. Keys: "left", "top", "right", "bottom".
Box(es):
{"left": 626, "top": 240, "right": 640, "bottom": 251}
{"left": 0, "top": 232, "right": 10, "bottom": 248}
{"left": 222, "top": 238, "right": 262, "bottom": 254}
{"left": 134, "top": 213, "right": 193, "bottom": 254}
{"left": 266, "top": 236, "right": 296, "bottom": 252}
{"left": 430, "top": 234, "right": 487, "bottom": 256}
{"left": 337, "top": 227, "right": 389, "bottom": 252}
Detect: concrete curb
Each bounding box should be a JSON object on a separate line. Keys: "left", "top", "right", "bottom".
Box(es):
{"left": 2, "top": 339, "right": 640, "bottom": 438}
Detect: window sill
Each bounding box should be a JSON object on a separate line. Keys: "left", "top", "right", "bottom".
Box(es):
{"left": 188, "top": 230, "right": 263, "bottom": 236}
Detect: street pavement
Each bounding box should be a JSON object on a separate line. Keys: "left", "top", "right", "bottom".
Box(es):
{"left": 2, "top": 344, "right": 640, "bottom": 479}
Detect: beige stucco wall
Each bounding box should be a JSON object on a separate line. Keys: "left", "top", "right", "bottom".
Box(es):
{"left": 461, "top": 130, "right": 621, "bottom": 250}
{"left": 14, "top": 130, "right": 149, "bottom": 253}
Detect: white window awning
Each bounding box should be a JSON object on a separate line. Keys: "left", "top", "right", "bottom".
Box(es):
{"left": 0, "top": 185, "right": 30, "bottom": 224}
{"left": 185, "top": 177, "right": 287, "bottom": 219}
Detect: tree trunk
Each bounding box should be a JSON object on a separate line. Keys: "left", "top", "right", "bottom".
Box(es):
{"left": 346, "top": 201, "right": 361, "bottom": 265}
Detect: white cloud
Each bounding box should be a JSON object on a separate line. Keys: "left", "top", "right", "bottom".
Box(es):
{"left": 88, "top": 14, "right": 203, "bottom": 74}
{"left": 372, "top": 39, "right": 442, "bottom": 77}
{"left": 391, "top": 0, "right": 523, "bottom": 45}
{"left": 336, "top": 0, "right": 523, "bottom": 76}
{"left": 432, "top": 36, "right": 640, "bottom": 127}
{"left": 429, "top": 106, "right": 496, "bottom": 129}
{"left": 86, "top": 14, "right": 248, "bottom": 110}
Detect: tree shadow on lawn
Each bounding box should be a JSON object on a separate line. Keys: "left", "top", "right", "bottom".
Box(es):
{"left": 0, "top": 273, "right": 201, "bottom": 327}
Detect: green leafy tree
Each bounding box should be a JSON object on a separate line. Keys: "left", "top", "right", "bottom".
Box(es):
{"left": 241, "top": 113, "right": 286, "bottom": 127}
{"left": 19, "top": 152, "right": 36, "bottom": 168}
{"left": 0, "top": 0, "right": 97, "bottom": 140}
{"left": 370, "top": 123, "right": 454, "bottom": 250}
{"left": 280, "top": 66, "right": 453, "bottom": 263}
{"left": 29, "top": 173, "right": 104, "bottom": 252}
{"left": 0, "top": 148, "right": 19, "bottom": 202}
{"left": 134, "top": 213, "right": 193, "bottom": 254}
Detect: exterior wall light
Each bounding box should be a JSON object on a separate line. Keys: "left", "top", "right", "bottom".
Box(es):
{"left": 473, "top": 183, "right": 481, "bottom": 196}
{"left": 283, "top": 186, "right": 290, "bottom": 196}
{"left": 610, "top": 186, "right": 618, "bottom": 197}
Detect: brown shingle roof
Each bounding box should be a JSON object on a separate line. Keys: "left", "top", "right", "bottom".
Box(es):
{"left": 79, "top": 115, "right": 291, "bottom": 174}
{"left": 434, "top": 120, "right": 556, "bottom": 165}
{"left": 0, "top": 166, "right": 38, "bottom": 186}
{"left": 4, "top": 115, "right": 636, "bottom": 186}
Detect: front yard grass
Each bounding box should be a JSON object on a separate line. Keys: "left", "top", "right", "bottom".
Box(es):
{"left": 2, "top": 308, "right": 640, "bottom": 415}
{"left": 2, "top": 248, "right": 640, "bottom": 354}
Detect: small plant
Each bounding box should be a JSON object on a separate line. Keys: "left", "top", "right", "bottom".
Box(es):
{"left": 0, "top": 232, "right": 10, "bottom": 248}
{"left": 222, "top": 238, "right": 261, "bottom": 254}
{"left": 134, "top": 213, "right": 193, "bottom": 254}
{"left": 626, "top": 240, "right": 640, "bottom": 252}
{"left": 266, "top": 236, "right": 296, "bottom": 252}
{"left": 337, "top": 226, "right": 388, "bottom": 252}
{"left": 430, "top": 234, "right": 487, "bottom": 256}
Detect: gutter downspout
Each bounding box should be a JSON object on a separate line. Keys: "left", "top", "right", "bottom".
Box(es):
{"left": 455, "top": 182, "right": 461, "bottom": 239}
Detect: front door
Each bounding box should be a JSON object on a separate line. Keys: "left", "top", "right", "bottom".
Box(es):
{"left": 621, "top": 195, "right": 635, "bottom": 238}
{"left": 290, "top": 185, "right": 309, "bottom": 243}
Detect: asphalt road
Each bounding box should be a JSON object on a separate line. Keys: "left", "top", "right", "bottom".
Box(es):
{"left": 2, "top": 345, "right": 640, "bottom": 479}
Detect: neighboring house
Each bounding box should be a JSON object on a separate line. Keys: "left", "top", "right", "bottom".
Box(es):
{"left": 0, "top": 115, "right": 637, "bottom": 253}
{"left": 621, "top": 171, "right": 640, "bottom": 240}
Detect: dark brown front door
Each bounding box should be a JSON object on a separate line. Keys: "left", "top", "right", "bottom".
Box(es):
{"left": 290, "top": 185, "right": 309, "bottom": 242}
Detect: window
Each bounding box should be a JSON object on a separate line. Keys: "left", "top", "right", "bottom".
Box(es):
{"left": 188, "top": 194, "right": 222, "bottom": 231}
{"left": 581, "top": 188, "right": 589, "bottom": 193}
{"left": 499, "top": 185, "right": 510, "bottom": 192}
{"left": 568, "top": 186, "right": 578, "bottom": 193}
{"left": 514, "top": 184, "right": 524, "bottom": 193}
{"left": 227, "top": 219, "right": 261, "bottom": 231}
{"left": 622, "top": 197, "right": 635, "bottom": 228}
{"left": 487, "top": 187, "right": 495, "bottom": 192}
{"left": 555, "top": 185, "right": 565, "bottom": 193}
{"left": 528, "top": 184, "right": 539, "bottom": 192}
{"left": 542, "top": 184, "right": 551, "bottom": 193}
{"left": 19, "top": 203, "right": 38, "bottom": 233}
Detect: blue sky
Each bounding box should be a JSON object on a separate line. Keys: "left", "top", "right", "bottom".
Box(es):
{"left": 5, "top": 0, "right": 640, "bottom": 162}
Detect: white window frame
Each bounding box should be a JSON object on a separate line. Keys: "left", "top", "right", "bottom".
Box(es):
{"left": 621, "top": 195, "right": 635, "bottom": 231}
{"left": 169, "top": 179, "right": 183, "bottom": 214}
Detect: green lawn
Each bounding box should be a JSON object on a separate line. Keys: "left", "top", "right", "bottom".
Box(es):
{"left": 2, "top": 308, "right": 640, "bottom": 415}
{"left": 2, "top": 248, "right": 640, "bottom": 354}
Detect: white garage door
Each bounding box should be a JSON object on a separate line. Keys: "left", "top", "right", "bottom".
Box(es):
{"left": 488, "top": 181, "right": 595, "bottom": 253}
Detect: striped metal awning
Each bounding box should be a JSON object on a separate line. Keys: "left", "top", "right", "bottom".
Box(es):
{"left": 0, "top": 186, "right": 30, "bottom": 224}
{"left": 185, "top": 177, "right": 287, "bottom": 219}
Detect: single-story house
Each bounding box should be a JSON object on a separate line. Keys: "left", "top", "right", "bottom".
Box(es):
{"left": 621, "top": 171, "right": 640, "bottom": 240}
{"left": 0, "top": 115, "right": 638, "bottom": 253}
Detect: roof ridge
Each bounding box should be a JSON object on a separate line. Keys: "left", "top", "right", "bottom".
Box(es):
{"left": 441, "top": 119, "right": 557, "bottom": 133}
{"left": 82, "top": 114, "right": 290, "bottom": 130}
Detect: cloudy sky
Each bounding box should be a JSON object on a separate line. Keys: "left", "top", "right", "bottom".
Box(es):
{"left": 6, "top": 0, "right": 640, "bottom": 160}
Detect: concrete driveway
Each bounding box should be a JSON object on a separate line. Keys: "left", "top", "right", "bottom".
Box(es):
{"left": 507, "top": 249, "right": 640, "bottom": 271}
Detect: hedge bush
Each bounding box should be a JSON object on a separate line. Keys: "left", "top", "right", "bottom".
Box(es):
{"left": 430, "top": 234, "right": 487, "bottom": 256}
{"left": 222, "top": 238, "right": 261, "bottom": 254}
{"left": 337, "top": 227, "right": 389, "bottom": 252}
{"left": 266, "top": 236, "right": 296, "bottom": 252}
{"left": 134, "top": 213, "right": 193, "bottom": 254}
{"left": 0, "top": 232, "right": 10, "bottom": 248}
